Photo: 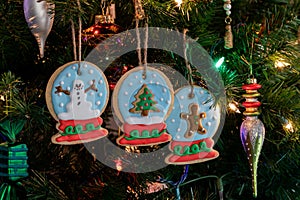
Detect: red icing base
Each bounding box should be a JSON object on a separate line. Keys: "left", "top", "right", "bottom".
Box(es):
{"left": 165, "top": 138, "right": 219, "bottom": 165}
{"left": 117, "top": 122, "right": 172, "bottom": 146}
{"left": 52, "top": 117, "right": 108, "bottom": 145}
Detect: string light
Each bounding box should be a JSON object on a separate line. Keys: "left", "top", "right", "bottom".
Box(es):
{"left": 275, "top": 59, "right": 290, "bottom": 69}
{"left": 175, "top": 0, "right": 183, "bottom": 6}
{"left": 215, "top": 57, "right": 225, "bottom": 68}
{"left": 228, "top": 101, "right": 240, "bottom": 113}
{"left": 283, "top": 120, "right": 294, "bottom": 132}
{"left": 114, "top": 157, "right": 123, "bottom": 174}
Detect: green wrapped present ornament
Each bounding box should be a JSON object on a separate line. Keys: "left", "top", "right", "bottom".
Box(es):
{"left": 0, "top": 119, "right": 28, "bottom": 199}
{"left": 0, "top": 144, "right": 28, "bottom": 181}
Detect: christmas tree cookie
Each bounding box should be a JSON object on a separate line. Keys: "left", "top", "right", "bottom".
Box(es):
{"left": 46, "top": 61, "right": 109, "bottom": 145}
{"left": 165, "top": 86, "right": 221, "bottom": 164}
{"left": 112, "top": 66, "right": 174, "bottom": 146}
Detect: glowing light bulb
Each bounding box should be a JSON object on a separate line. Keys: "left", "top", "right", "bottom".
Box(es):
{"left": 228, "top": 101, "right": 240, "bottom": 113}
{"left": 175, "top": 0, "right": 183, "bottom": 6}
{"left": 215, "top": 57, "right": 225, "bottom": 68}
{"left": 275, "top": 59, "right": 290, "bottom": 69}
{"left": 114, "top": 157, "right": 123, "bottom": 174}
{"left": 283, "top": 120, "right": 294, "bottom": 132}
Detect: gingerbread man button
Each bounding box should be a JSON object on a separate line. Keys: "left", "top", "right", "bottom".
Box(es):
{"left": 180, "top": 103, "right": 207, "bottom": 138}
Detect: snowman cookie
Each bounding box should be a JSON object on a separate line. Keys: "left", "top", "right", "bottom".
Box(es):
{"left": 165, "top": 86, "right": 221, "bottom": 165}
{"left": 46, "top": 61, "right": 109, "bottom": 145}
{"left": 112, "top": 66, "right": 173, "bottom": 146}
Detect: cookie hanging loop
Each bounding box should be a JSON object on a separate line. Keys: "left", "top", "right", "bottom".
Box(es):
{"left": 142, "top": 21, "right": 149, "bottom": 80}
{"left": 134, "top": 0, "right": 148, "bottom": 79}
{"left": 183, "top": 29, "right": 194, "bottom": 99}
{"left": 70, "top": 0, "right": 83, "bottom": 76}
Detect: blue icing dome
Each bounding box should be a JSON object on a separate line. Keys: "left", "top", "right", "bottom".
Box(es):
{"left": 115, "top": 67, "right": 173, "bottom": 125}
{"left": 166, "top": 86, "right": 221, "bottom": 142}
{"left": 51, "top": 62, "right": 109, "bottom": 118}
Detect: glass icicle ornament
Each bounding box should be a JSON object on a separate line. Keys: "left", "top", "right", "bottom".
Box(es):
{"left": 240, "top": 77, "right": 265, "bottom": 198}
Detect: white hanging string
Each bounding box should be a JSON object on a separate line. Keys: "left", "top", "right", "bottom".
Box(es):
{"left": 134, "top": 0, "right": 148, "bottom": 79}
{"left": 143, "top": 21, "right": 148, "bottom": 79}
{"left": 183, "top": 29, "right": 194, "bottom": 98}
{"left": 70, "top": 19, "right": 77, "bottom": 61}
{"left": 135, "top": 19, "right": 142, "bottom": 67}
{"left": 70, "top": 0, "right": 83, "bottom": 75}
{"left": 77, "top": 0, "right": 82, "bottom": 62}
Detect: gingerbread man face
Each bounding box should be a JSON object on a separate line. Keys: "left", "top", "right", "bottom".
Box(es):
{"left": 180, "top": 103, "right": 207, "bottom": 138}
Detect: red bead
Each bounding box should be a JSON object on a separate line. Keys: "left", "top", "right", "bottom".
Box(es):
{"left": 242, "top": 101, "right": 261, "bottom": 108}
{"left": 242, "top": 83, "right": 262, "bottom": 90}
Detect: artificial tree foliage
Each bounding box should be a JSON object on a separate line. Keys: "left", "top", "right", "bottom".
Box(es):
{"left": 0, "top": 0, "right": 299, "bottom": 199}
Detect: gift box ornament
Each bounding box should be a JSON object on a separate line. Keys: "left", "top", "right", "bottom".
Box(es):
{"left": 165, "top": 86, "right": 221, "bottom": 165}
{"left": 0, "top": 144, "right": 28, "bottom": 181}
{"left": 112, "top": 66, "right": 174, "bottom": 146}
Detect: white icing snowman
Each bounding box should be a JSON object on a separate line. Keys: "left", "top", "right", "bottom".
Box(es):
{"left": 57, "top": 79, "right": 100, "bottom": 120}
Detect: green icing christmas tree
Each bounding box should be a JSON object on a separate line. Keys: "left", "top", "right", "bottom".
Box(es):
{"left": 129, "top": 84, "right": 160, "bottom": 117}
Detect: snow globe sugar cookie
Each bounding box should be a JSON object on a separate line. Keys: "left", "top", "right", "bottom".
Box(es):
{"left": 112, "top": 66, "right": 174, "bottom": 146}
{"left": 46, "top": 61, "right": 109, "bottom": 145}
{"left": 165, "top": 85, "right": 221, "bottom": 164}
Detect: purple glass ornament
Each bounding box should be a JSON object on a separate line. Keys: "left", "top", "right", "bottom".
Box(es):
{"left": 240, "top": 116, "right": 265, "bottom": 198}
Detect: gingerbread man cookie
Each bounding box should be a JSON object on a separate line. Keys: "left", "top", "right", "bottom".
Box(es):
{"left": 165, "top": 85, "right": 221, "bottom": 165}
{"left": 180, "top": 103, "right": 207, "bottom": 138}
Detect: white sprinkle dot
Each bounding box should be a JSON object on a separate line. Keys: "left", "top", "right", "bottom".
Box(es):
{"left": 176, "top": 135, "right": 181, "bottom": 139}
{"left": 177, "top": 128, "right": 181, "bottom": 132}
{"left": 90, "top": 92, "right": 94, "bottom": 96}
{"left": 99, "top": 80, "right": 103, "bottom": 84}
{"left": 67, "top": 87, "right": 71, "bottom": 91}
{"left": 88, "top": 69, "right": 94, "bottom": 74}
{"left": 105, "top": 57, "right": 109, "bottom": 60}
{"left": 83, "top": 63, "right": 88, "bottom": 68}
{"left": 135, "top": 75, "right": 138, "bottom": 79}
{"left": 171, "top": 119, "right": 175, "bottom": 123}
{"left": 180, "top": 105, "right": 184, "bottom": 109}
{"left": 60, "top": 81, "right": 64, "bottom": 85}
{"left": 124, "top": 91, "right": 128, "bottom": 95}
{"left": 72, "top": 66, "right": 76, "bottom": 70}
{"left": 167, "top": 100, "right": 171, "bottom": 104}
{"left": 163, "top": 88, "right": 167, "bottom": 93}
{"left": 67, "top": 73, "right": 71, "bottom": 77}
{"left": 129, "top": 82, "right": 133, "bottom": 86}
{"left": 206, "top": 122, "right": 211, "bottom": 126}
{"left": 152, "top": 74, "right": 157, "bottom": 78}
{"left": 180, "top": 95, "right": 184, "bottom": 100}
{"left": 199, "top": 90, "right": 204, "bottom": 94}
{"left": 89, "top": 80, "right": 94, "bottom": 85}
{"left": 150, "top": 80, "right": 153, "bottom": 84}
{"left": 124, "top": 103, "right": 128, "bottom": 107}
{"left": 156, "top": 82, "right": 160, "bottom": 85}
{"left": 58, "top": 93, "right": 62, "bottom": 96}
{"left": 139, "top": 80, "right": 143, "bottom": 84}
{"left": 99, "top": 93, "right": 103, "bottom": 97}
{"left": 160, "top": 98, "right": 164, "bottom": 101}
{"left": 59, "top": 103, "right": 64, "bottom": 107}
{"left": 96, "top": 101, "right": 101, "bottom": 105}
